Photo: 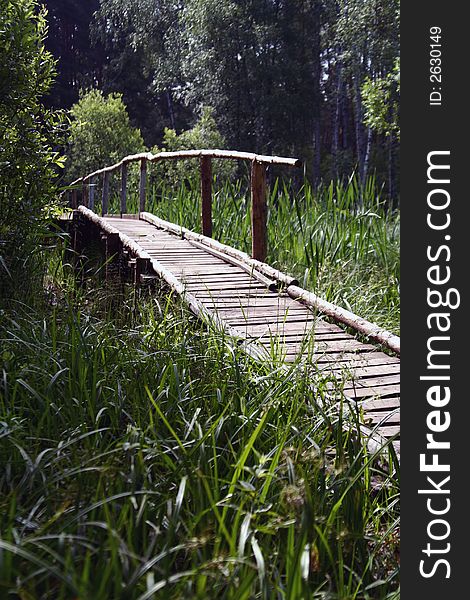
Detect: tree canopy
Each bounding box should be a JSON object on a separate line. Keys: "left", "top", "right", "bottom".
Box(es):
{"left": 1, "top": 0, "right": 65, "bottom": 296}
{"left": 43, "top": 0, "right": 400, "bottom": 197}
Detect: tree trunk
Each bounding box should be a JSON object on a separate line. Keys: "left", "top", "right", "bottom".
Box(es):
{"left": 332, "top": 62, "right": 342, "bottom": 177}
{"left": 311, "top": 1, "right": 322, "bottom": 184}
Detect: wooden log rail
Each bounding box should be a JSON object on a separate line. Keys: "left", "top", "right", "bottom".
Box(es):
{"left": 67, "top": 149, "right": 302, "bottom": 262}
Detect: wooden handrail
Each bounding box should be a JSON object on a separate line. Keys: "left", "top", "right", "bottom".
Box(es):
{"left": 68, "top": 148, "right": 301, "bottom": 262}
{"left": 69, "top": 149, "right": 301, "bottom": 186}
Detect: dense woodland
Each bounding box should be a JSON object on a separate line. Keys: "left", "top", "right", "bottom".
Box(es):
{"left": 44, "top": 0, "right": 400, "bottom": 196}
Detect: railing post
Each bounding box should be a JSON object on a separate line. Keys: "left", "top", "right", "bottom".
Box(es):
{"left": 102, "top": 171, "right": 109, "bottom": 216}
{"left": 200, "top": 156, "right": 212, "bottom": 237}
{"left": 251, "top": 160, "right": 267, "bottom": 262}
{"left": 89, "top": 177, "right": 95, "bottom": 211}
{"left": 139, "top": 158, "right": 147, "bottom": 214}
{"left": 71, "top": 189, "right": 77, "bottom": 209}
{"left": 121, "top": 162, "right": 128, "bottom": 216}
{"left": 82, "top": 181, "right": 88, "bottom": 208}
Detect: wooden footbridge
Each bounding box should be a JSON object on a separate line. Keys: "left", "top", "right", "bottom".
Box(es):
{"left": 67, "top": 149, "right": 400, "bottom": 458}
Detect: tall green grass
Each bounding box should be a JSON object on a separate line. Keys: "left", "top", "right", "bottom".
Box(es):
{"left": 105, "top": 174, "right": 399, "bottom": 334}
{"left": 1, "top": 172, "right": 400, "bottom": 597}
{"left": 0, "top": 268, "right": 399, "bottom": 598}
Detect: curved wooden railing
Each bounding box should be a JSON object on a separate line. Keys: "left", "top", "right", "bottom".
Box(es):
{"left": 68, "top": 149, "right": 302, "bottom": 263}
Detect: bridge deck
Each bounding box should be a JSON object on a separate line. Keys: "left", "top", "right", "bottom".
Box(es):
{"left": 77, "top": 209, "right": 400, "bottom": 457}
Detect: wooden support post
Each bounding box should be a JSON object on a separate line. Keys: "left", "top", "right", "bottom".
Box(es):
{"left": 135, "top": 256, "right": 150, "bottom": 286}
{"left": 139, "top": 158, "right": 147, "bottom": 214}
{"left": 71, "top": 189, "right": 77, "bottom": 209}
{"left": 200, "top": 156, "right": 212, "bottom": 237}
{"left": 82, "top": 182, "right": 88, "bottom": 207}
{"left": 120, "top": 162, "right": 128, "bottom": 216}
{"left": 102, "top": 171, "right": 110, "bottom": 216}
{"left": 89, "top": 178, "right": 95, "bottom": 211}
{"left": 251, "top": 161, "right": 267, "bottom": 262}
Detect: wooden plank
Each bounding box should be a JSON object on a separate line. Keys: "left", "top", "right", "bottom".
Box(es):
{"left": 186, "top": 282, "right": 268, "bottom": 291}
{"left": 234, "top": 321, "right": 324, "bottom": 335}
{"left": 286, "top": 352, "right": 386, "bottom": 365}
{"left": 249, "top": 329, "right": 348, "bottom": 346}
{"left": 322, "top": 363, "right": 400, "bottom": 378}
{"left": 200, "top": 297, "right": 310, "bottom": 309}
{"left": 282, "top": 339, "right": 376, "bottom": 355}
{"left": 342, "top": 373, "right": 400, "bottom": 389}
{"left": 176, "top": 266, "right": 248, "bottom": 273}
{"left": 357, "top": 397, "right": 400, "bottom": 411}
{"left": 251, "top": 161, "right": 267, "bottom": 262}
{"left": 213, "top": 306, "right": 310, "bottom": 318}
{"left": 139, "top": 158, "right": 147, "bottom": 213}
{"left": 180, "top": 273, "right": 262, "bottom": 282}
{"left": 342, "top": 384, "right": 401, "bottom": 399}
{"left": 363, "top": 410, "right": 400, "bottom": 425}
{"left": 201, "top": 156, "right": 212, "bottom": 237}
{"left": 229, "top": 314, "right": 319, "bottom": 326}
{"left": 375, "top": 425, "right": 400, "bottom": 438}
{"left": 139, "top": 248, "right": 213, "bottom": 255}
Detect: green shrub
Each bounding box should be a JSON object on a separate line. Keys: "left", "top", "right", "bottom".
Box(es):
{"left": 0, "top": 0, "right": 65, "bottom": 300}
{"left": 150, "top": 107, "right": 236, "bottom": 189}
{"left": 66, "top": 89, "right": 145, "bottom": 182}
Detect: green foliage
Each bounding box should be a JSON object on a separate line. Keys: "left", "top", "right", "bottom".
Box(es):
{"left": 0, "top": 0, "right": 65, "bottom": 300}
{"left": 162, "top": 107, "right": 226, "bottom": 152}
{"left": 149, "top": 107, "right": 235, "bottom": 187}
{"left": 66, "top": 89, "right": 145, "bottom": 181}
{"left": 362, "top": 58, "right": 400, "bottom": 139}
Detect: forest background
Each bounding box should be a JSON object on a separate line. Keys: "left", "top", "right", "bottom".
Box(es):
{"left": 45, "top": 0, "right": 399, "bottom": 198}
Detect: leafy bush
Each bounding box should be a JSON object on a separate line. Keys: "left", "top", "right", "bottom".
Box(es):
{"left": 66, "top": 89, "right": 145, "bottom": 182}
{"left": 0, "top": 0, "right": 65, "bottom": 300}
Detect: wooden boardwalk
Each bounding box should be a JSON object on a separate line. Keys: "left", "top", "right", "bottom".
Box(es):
{"left": 74, "top": 207, "right": 400, "bottom": 457}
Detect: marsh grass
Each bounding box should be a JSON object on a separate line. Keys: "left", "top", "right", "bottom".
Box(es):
{"left": 0, "top": 256, "right": 399, "bottom": 598}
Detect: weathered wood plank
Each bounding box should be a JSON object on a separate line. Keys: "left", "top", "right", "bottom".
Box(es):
{"left": 251, "top": 161, "right": 267, "bottom": 262}
{"left": 357, "top": 397, "right": 401, "bottom": 411}
{"left": 375, "top": 425, "right": 400, "bottom": 438}
{"left": 363, "top": 411, "right": 400, "bottom": 426}
{"left": 342, "top": 373, "right": 400, "bottom": 389}
{"left": 201, "top": 156, "right": 212, "bottom": 237}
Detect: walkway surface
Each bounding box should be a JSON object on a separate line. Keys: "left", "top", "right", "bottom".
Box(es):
{"left": 76, "top": 208, "right": 400, "bottom": 457}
